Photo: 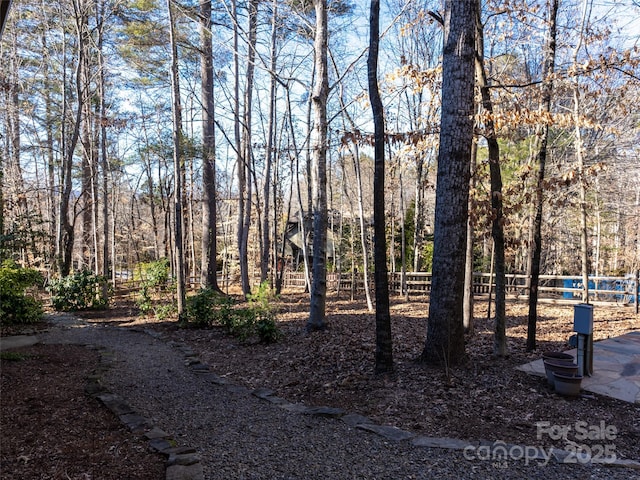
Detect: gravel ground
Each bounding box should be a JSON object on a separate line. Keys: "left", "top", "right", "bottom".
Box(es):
{"left": 42, "top": 315, "right": 638, "bottom": 480}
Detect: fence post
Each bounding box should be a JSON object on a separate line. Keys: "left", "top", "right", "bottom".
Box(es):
{"left": 634, "top": 270, "right": 640, "bottom": 315}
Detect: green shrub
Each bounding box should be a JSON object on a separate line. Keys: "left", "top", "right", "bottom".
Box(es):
{"left": 48, "top": 269, "right": 109, "bottom": 311}
{"left": 218, "top": 306, "right": 253, "bottom": 340}
{"left": 182, "top": 282, "right": 280, "bottom": 343}
{"left": 135, "top": 258, "right": 170, "bottom": 288}
{"left": 183, "top": 288, "right": 233, "bottom": 328}
{"left": 0, "top": 260, "right": 43, "bottom": 325}
{"left": 153, "top": 303, "right": 177, "bottom": 321}
{"left": 246, "top": 281, "right": 280, "bottom": 343}
{"left": 220, "top": 282, "right": 280, "bottom": 343}
{"left": 247, "top": 281, "right": 277, "bottom": 316}
{"left": 255, "top": 316, "right": 280, "bottom": 343}
{"left": 137, "top": 285, "right": 154, "bottom": 314}
{"left": 134, "top": 258, "right": 172, "bottom": 315}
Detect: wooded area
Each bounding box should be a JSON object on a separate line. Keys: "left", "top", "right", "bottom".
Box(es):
{"left": 1, "top": 0, "right": 639, "bottom": 365}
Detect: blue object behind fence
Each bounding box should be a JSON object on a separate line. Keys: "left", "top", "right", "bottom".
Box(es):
{"left": 562, "top": 277, "right": 637, "bottom": 303}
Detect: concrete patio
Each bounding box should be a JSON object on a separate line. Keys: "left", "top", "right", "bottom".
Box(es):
{"left": 518, "top": 330, "right": 640, "bottom": 403}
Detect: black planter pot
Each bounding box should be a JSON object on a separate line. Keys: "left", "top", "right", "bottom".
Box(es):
{"left": 553, "top": 372, "right": 583, "bottom": 396}
{"left": 543, "top": 358, "right": 578, "bottom": 386}
{"left": 542, "top": 351, "right": 574, "bottom": 362}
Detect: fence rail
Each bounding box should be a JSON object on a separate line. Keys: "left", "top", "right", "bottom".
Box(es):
{"left": 282, "top": 271, "right": 640, "bottom": 306}
{"left": 112, "top": 271, "right": 639, "bottom": 307}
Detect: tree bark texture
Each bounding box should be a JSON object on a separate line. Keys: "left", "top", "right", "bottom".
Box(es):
{"left": 369, "top": 0, "right": 393, "bottom": 373}
{"left": 527, "top": 0, "right": 558, "bottom": 351}
{"left": 475, "top": 7, "right": 507, "bottom": 357}
{"left": 80, "top": 53, "right": 94, "bottom": 271}
{"left": 167, "top": 0, "right": 186, "bottom": 316}
{"left": 463, "top": 139, "right": 476, "bottom": 334}
{"left": 237, "top": 0, "right": 258, "bottom": 296}
{"left": 57, "top": 1, "right": 88, "bottom": 276}
{"left": 199, "top": 0, "right": 220, "bottom": 291}
{"left": 232, "top": 0, "right": 247, "bottom": 296}
{"left": 261, "top": 0, "right": 278, "bottom": 285}
{"left": 97, "top": 0, "right": 110, "bottom": 281}
{"left": 307, "top": 0, "right": 329, "bottom": 332}
{"left": 572, "top": 0, "right": 591, "bottom": 304}
{"left": 575, "top": 89, "right": 591, "bottom": 303}
{"left": 421, "top": 0, "right": 476, "bottom": 366}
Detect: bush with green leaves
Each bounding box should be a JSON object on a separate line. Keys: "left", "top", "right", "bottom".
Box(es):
{"left": 254, "top": 314, "right": 280, "bottom": 343}
{"left": 0, "top": 259, "right": 43, "bottom": 325}
{"left": 153, "top": 303, "right": 177, "bottom": 321}
{"left": 182, "top": 282, "right": 280, "bottom": 343}
{"left": 135, "top": 258, "right": 170, "bottom": 288}
{"left": 245, "top": 281, "right": 280, "bottom": 343}
{"left": 183, "top": 288, "right": 233, "bottom": 327}
{"left": 48, "top": 269, "right": 109, "bottom": 311}
{"left": 134, "top": 258, "right": 171, "bottom": 315}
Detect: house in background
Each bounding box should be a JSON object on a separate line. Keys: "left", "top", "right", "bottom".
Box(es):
{"left": 280, "top": 210, "right": 346, "bottom": 272}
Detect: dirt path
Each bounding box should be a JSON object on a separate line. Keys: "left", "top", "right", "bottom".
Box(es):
{"left": 13, "top": 313, "right": 633, "bottom": 479}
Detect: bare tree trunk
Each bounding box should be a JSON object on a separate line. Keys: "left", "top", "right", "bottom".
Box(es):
{"left": 463, "top": 139, "right": 476, "bottom": 334}
{"left": 57, "top": 1, "right": 88, "bottom": 276}
{"left": 199, "top": 0, "right": 220, "bottom": 291}
{"left": 336, "top": 149, "right": 357, "bottom": 299}
{"left": 400, "top": 170, "right": 407, "bottom": 298}
{"left": 272, "top": 116, "right": 288, "bottom": 289}
{"left": 5, "top": 25, "right": 31, "bottom": 261}
{"left": 339, "top": 103, "right": 373, "bottom": 312}
{"left": 261, "top": 0, "right": 278, "bottom": 285}
{"left": 271, "top": 115, "right": 293, "bottom": 288}
{"left": 572, "top": 0, "right": 592, "bottom": 303}
{"left": 275, "top": 153, "right": 294, "bottom": 295}
{"left": 90, "top": 145, "right": 100, "bottom": 273}
{"left": 388, "top": 158, "right": 396, "bottom": 277}
{"left": 187, "top": 153, "right": 196, "bottom": 286}
{"left": 78, "top": 3, "right": 100, "bottom": 272}
{"left": 97, "top": 0, "right": 109, "bottom": 282}
{"left": 0, "top": 150, "right": 3, "bottom": 258}
{"left": 1, "top": 59, "right": 8, "bottom": 259}
{"left": 575, "top": 97, "right": 590, "bottom": 303}
{"left": 232, "top": 0, "right": 245, "bottom": 294}
{"left": 475, "top": 6, "right": 507, "bottom": 356}
{"left": 352, "top": 145, "right": 373, "bottom": 312}
{"left": 636, "top": 189, "right": 640, "bottom": 271}
{"left": 594, "top": 178, "right": 601, "bottom": 277}
{"left": 336, "top": 180, "right": 345, "bottom": 296}
{"left": 140, "top": 114, "right": 161, "bottom": 259}
{"left": 527, "top": 0, "right": 558, "bottom": 351}
{"left": 307, "top": 0, "right": 329, "bottom": 332}
{"left": 235, "top": 0, "right": 258, "bottom": 296}
{"left": 412, "top": 157, "right": 425, "bottom": 271}
{"left": 612, "top": 203, "right": 621, "bottom": 273}
{"left": 110, "top": 169, "right": 117, "bottom": 284}
{"left": 369, "top": 0, "right": 393, "bottom": 373}
{"left": 80, "top": 64, "right": 94, "bottom": 271}
{"left": 42, "top": 27, "right": 57, "bottom": 268}
{"left": 167, "top": 0, "right": 186, "bottom": 316}
{"left": 285, "top": 86, "right": 311, "bottom": 292}
{"left": 421, "top": 0, "right": 476, "bottom": 366}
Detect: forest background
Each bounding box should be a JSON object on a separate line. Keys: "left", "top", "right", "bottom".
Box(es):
{"left": 1, "top": 0, "right": 639, "bottom": 349}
